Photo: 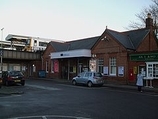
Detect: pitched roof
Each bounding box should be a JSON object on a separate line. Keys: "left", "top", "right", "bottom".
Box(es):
{"left": 67, "top": 36, "right": 99, "bottom": 50}
{"left": 124, "top": 29, "right": 150, "bottom": 49}
{"left": 49, "top": 28, "right": 150, "bottom": 52}
{"left": 106, "top": 28, "right": 150, "bottom": 50}
{"left": 50, "top": 41, "right": 69, "bottom": 52}
{"left": 50, "top": 36, "right": 99, "bottom": 52}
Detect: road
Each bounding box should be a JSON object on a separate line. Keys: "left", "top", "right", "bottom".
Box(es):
{"left": 0, "top": 79, "right": 158, "bottom": 119}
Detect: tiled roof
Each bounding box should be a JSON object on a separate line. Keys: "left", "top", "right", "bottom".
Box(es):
{"left": 50, "top": 41, "right": 69, "bottom": 52}
{"left": 67, "top": 36, "right": 99, "bottom": 50}
{"left": 107, "top": 29, "right": 134, "bottom": 49}
{"left": 50, "top": 28, "right": 150, "bottom": 52}
{"left": 106, "top": 28, "right": 150, "bottom": 50}
{"left": 50, "top": 36, "right": 99, "bottom": 52}
{"left": 124, "top": 29, "right": 150, "bottom": 49}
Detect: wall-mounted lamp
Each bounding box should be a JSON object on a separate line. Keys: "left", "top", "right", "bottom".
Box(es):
{"left": 101, "top": 36, "right": 110, "bottom": 41}
{"left": 92, "top": 54, "right": 96, "bottom": 58}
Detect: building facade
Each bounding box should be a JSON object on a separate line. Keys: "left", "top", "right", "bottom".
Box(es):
{"left": 38, "top": 14, "right": 158, "bottom": 87}
{"left": 42, "top": 37, "right": 99, "bottom": 80}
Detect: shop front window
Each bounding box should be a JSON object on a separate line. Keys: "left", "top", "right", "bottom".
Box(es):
{"left": 146, "top": 62, "right": 158, "bottom": 79}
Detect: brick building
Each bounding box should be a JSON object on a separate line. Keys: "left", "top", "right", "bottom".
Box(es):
{"left": 41, "top": 13, "right": 158, "bottom": 87}
{"left": 42, "top": 37, "right": 98, "bottom": 80}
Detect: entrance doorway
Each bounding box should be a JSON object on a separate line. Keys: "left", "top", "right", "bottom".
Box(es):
{"left": 138, "top": 65, "right": 146, "bottom": 77}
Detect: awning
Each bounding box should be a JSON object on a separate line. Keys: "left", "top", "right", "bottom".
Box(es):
{"left": 51, "top": 49, "right": 91, "bottom": 59}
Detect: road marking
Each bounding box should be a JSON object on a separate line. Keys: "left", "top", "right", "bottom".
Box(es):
{"left": 42, "top": 116, "right": 47, "bottom": 119}
{"left": 0, "top": 94, "right": 21, "bottom": 99}
{"left": 26, "top": 84, "right": 61, "bottom": 91}
{"left": 9, "top": 115, "right": 92, "bottom": 119}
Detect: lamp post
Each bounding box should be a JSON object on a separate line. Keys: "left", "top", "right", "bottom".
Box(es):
{"left": 0, "top": 28, "right": 4, "bottom": 72}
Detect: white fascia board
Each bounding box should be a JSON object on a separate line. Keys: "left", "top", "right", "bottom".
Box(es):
{"left": 51, "top": 49, "right": 91, "bottom": 59}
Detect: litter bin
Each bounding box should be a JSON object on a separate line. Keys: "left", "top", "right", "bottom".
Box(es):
{"left": 38, "top": 70, "right": 46, "bottom": 78}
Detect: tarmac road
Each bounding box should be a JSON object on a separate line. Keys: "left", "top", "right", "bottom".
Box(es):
{"left": 0, "top": 78, "right": 158, "bottom": 119}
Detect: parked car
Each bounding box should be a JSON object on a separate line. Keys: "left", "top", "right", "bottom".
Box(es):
{"left": 2, "top": 71, "right": 25, "bottom": 86}
{"left": 72, "top": 71, "right": 104, "bottom": 87}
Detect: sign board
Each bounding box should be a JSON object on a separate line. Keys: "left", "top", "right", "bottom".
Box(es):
{"left": 130, "top": 53, "right": 158, "bottom": 61}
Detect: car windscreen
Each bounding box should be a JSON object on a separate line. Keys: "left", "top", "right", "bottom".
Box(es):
{"left": 78, "top": 72, "right": 85, "bottom": 77}
{"left": 8, "top": 71, "right": 24, "bottom": 76}
{"left": 94, "top": 73, "right": 102, "bottom": 77}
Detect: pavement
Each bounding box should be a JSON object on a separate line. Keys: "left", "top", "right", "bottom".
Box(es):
{"left": 0, "top": 78, "right": 158, "bottom": 95}
{"left": 50, "top": 78, "right": 158, "bottom": 93}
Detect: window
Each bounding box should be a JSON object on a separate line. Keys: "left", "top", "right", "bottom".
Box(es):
{"left": 85, "top": 72, "right": 92, "bottom": 77}
{"left": 39, "top": 42, "right": 48, "bottom": 47}
{"left": 46, "top": 61, "right": 48, "bottom": 72}
{"left": 51, "top": 60, "right": 54, "bottom": 73}
{"left": 98, "top": 58, "right": 104, "bottom": 73}
{"left": 70, "top": 67, "right": 73, "bottom": 72}
{"left": 94, "top": 72, "right": 102, "bottom": 77}
{"left": 109, "top": 57, "right": 116, "bottom": 76}
{"left": 146, "top": 62, "right": 158, "bottom": 79}
{"left": 78, "top": 72, "right": 85, "bottom": 77}
{"left": 34, "top": 40, "right": 37, "bottom": 46}
{"left": 26, "top": 39, "right": 31, "bottom": 45}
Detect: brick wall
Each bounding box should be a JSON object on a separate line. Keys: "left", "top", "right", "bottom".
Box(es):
{"left": 92, "top": 34, "right": 129, "bottom": 84}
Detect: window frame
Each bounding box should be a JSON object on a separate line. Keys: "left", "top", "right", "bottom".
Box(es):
{"left": 97, "top": 58, "right": 104, "bottom": 73}
{"left": 146, "top": 62, "right": 158, "bottom": 79}
{"left": 109, "top": 57, "right": 116, "bottom": 76}
{"left": 46, "top": 61, "right": 49, "bottom": 73}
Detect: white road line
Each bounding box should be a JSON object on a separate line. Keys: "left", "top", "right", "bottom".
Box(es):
{"left": 26, "top": 84, "right": 61, "bottom": 91}
{"left": 42, "top": 116, "right": 47, "bottom": 119}
{"left": 9, "top": 115, "right": 92, "bottom": 119}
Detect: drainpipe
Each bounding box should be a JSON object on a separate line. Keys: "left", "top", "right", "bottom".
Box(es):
{"left": 68, "top": 59, "right": 70, "bottom": 80}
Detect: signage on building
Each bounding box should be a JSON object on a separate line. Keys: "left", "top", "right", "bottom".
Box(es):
{"left": 130, "top": 53, "right": 158, "bottom": 61}
{"left": 89, "top": 59, "right": 96, "bottom": 72}
{"left": 118, "top": 66, "right": 124, "bottom": 77}
{"left": 103, "top": 66, "right": 108, "bottom": 75}
{"left": 54, "top": 60, "right": 59, "bottom": 72}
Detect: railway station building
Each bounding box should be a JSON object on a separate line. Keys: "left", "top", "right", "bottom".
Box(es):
{"left": 41, "top": 13, "right": 158, "bottom": 87}
{"left": 2, "top": 13, "right": 158, "bottom": 87}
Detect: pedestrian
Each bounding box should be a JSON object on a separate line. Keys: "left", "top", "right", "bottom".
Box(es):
{"left": 136, "top": 73, "right": 143, "bottom": 92}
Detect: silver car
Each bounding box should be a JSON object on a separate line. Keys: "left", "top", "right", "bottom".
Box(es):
{"left": 72, "top": 71, "right": 104, "bottom": 87}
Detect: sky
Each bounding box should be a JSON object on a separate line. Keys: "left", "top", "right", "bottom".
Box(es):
{"left": 0, "top": 0, "right": 153, "bottom": 41}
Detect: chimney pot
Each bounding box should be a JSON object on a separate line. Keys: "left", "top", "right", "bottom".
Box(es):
{"left": 147, "top": 13, "right": 151, "bottom": 18}
{"left": 146, "top": 13, "right": 153, "bottom": 29}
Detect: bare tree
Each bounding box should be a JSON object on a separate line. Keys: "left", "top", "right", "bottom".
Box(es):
{"left": 128, "top": 0, "right": 158, "bottom": 30}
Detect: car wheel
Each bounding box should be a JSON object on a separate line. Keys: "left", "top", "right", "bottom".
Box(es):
{"left": 99, "top": 84, "right": 103, "bottom": 87}
{"left": 21, "top": 81, "right": 25, "bottom": 86}
{"left": 72, "top": 80, "right": 76, "bottom": 85}
{"left": 87, "top": 81, "right": 93, "bottom": 87}
{"left": 5, "top": 81, "right": 9, "bottom": 86}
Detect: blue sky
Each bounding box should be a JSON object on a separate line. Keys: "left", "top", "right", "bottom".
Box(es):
{"left": 0, "top": 0, "right": 153, "bottom": 41}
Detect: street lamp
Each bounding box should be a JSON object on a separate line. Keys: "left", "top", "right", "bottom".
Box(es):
{"left": 1, "top": 28, "right": 4, "bottom": 48}
{"left": 0, "top": 28, "right": 4, "bottom": 72}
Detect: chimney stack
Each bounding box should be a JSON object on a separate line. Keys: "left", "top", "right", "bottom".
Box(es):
{"left": 146, "top": 13, "right": 153, "bottom": 29}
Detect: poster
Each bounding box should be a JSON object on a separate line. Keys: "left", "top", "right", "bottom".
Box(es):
{"left": 54, "top": 60, "right": 59, "bottom": 72}
{"left": 89, "top": 59, "right": 96, "bottom": 72}
{"left": 103, "top": 66, "right": 108, "bottom": 75}
{"left": 118, "top": 66, "right": 124, "bottom": 77}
